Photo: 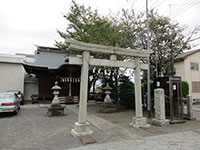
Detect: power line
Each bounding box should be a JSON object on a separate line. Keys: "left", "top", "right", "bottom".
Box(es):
{"left": 170, "top": 0, "right": 200, "bottom": 18}
{"left": 172, "top": 0, "right": 197, "bottom": 15}
{"left": 149, "top": 0, "right": 160, "bottom": 8}
{"left": 136, "top": 0, "right": 156, "bottom": 13}
{"left": 151, "top": 0, "right": 167, "bottom": 9}
{"left": 175, "top": 2, "right": 200, "bottom": 17}
{"left": 188, "top": 36, "right": 200, "bottom": 42}
{"left": 137, "top": 1, "right": 149, "bottom": 12}
{"left": 137, "top": 0, "right": 161, "bottom": 13}
{"left": 171, "top": 3, "right": 198, "bottom": 18}
{"left": 171, "top": 1, "right": 200, "bottom": 6}
{"left": 161, "top": 0, "right": 185, "bottom": 15}
{"left": 168, "top": 0, "right": 192, "bottom": 16}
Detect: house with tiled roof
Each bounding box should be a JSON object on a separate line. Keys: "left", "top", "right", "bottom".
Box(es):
{"left": 174, "top": 49, "right": 200, "bottom": 100}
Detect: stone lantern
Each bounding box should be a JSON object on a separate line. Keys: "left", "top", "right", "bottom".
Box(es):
{"left": 102, "top": 83, "right": 112, "bottom": 103}
{"left": 51, "top": 81, "right": 61, "bottom": 104}
{"left": 47, "top": 81, "right": 65, "bottom": 117}
{"left": 99, "top": 83, "right": 118, "bottom": 113}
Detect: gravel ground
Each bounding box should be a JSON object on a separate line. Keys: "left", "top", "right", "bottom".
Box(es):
{"left": 0, "top": 103, "right": 200, "bottom": 150}
{"left": 0, "top": 105, "right": 111, "bottom": 150}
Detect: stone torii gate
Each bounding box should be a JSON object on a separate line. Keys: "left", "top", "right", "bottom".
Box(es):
{"left": 65, "top": 38, "right": 153, "bottom": 137}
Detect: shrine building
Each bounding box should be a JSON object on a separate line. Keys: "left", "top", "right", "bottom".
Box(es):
{"left": 23, "top": 46, "right": 81, "bottom": 103}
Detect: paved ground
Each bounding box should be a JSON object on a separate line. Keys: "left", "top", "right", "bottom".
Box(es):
{"left": 0, "top": 102, "right": 200, "bottom": 150}
{"left": 67, "top": 130, "right": 200, "bottom": 150}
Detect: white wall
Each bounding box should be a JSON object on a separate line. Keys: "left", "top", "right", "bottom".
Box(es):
{"left": 175, "top": 51, "right": 200, "bottom": 100}
{"left": 184, "top": 52, "right": 200, "bottom": 100}
{"left": 174, "top": 61, "right": 185, "bottom": 80}
{"left": 0, "top": 54, "right": 25, "bottom": 93}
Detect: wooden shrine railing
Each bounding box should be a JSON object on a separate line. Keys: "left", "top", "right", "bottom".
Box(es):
{"left": 31, "top": 94, "right": 53, "bottom": 104}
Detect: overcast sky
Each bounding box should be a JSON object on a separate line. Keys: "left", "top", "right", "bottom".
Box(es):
{"left": 1, "top": 0, "right": 200, "bottom": 55}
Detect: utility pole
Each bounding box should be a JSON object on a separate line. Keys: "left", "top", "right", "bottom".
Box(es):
{"left": 146, "top": 0, "right": 151, "bottom": 117}
{"left": 155, "top": 48, "right": 158, "bottom": 78}
{"left": 169, "top": 40, "right": 174, "bottom": 76}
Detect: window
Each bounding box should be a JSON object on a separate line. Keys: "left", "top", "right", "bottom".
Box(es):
{"left": 190, "top": 62, "right": 199, "bottom": 71}
{"left": 192, "top": 81, "right": 200, "bottom": 93}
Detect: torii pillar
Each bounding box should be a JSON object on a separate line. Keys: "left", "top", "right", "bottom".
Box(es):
{"left": 130, "top": 57, "right": 150, "bottom": 128}
{"left": 71, "top": 51, "right": 93, "bottom": 137}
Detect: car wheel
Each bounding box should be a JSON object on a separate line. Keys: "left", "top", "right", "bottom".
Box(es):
{"left": 14, "top": 106, "right": 20, "bottom": 115}
{"left": 13, "top": 109, "right": 19, "bottom": 115}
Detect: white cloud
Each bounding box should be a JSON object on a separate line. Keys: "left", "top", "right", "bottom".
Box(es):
{"left": 1, "top": 0, "right": 200, "bottom": 55}
{"left": 0, "top": 0, "right": 67, "bottom": 54}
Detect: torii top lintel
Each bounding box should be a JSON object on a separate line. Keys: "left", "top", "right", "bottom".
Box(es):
{"left": 65, "top": 38, "right": 153, "bottom": 58}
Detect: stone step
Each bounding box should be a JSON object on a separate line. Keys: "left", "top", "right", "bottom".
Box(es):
{"left": 58, "top": 96, "right": 79, "bottom": 104}
{"left": 59, "top": 97, "right": 66, "bottom": 104}
{"left": 74, "top": 96, "right": 79, "bottom": 103}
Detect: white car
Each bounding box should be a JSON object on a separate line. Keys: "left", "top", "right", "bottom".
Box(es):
{"left": 7, "top": 90, "right": 24, "bottom": 105}
{"left": 0, "top": 92, "right": 20, "bottom": 114}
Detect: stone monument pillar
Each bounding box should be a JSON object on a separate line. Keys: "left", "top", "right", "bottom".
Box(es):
{"left": 71, "top": 51, "right": 93, "bottom": 137}
{"left": 183, "top": 96, "right": 196, "bottom": 120}
{"left": 130, "top": 57, "right": 150, "bottom": 128}
{"left": 152, "top": 88, "right": 169, "bottom": 126}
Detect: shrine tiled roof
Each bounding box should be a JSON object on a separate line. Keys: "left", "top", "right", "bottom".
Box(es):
{"left": 23, "top": 45, "right": 70, "bottom": 70}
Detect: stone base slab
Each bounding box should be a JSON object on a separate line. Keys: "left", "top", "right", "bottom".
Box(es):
{"left": 71, "top": 122, "right": 93, "bottom": 137}
{"left": 99, "top": 103, "right": 119, "bottom": 113}
{"left": 40, "top": 104, "right": 66, "bottom": 108}
{"left": 130, "top": 117, "right": 151, "bottom": 128}
{"left": 47, "top": 104, "right": 65, "bottom": 117}
{"left": 183, "top": 115, "right": 196, "bottom": 121}
{"left": 152, "top": 118, "right": 170, "bottom": 127}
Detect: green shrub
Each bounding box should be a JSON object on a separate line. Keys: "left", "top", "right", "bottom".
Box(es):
{"left": 119, "top": 75, "right": 135, "bottom": 109}
{"left": 142, "top": 81, "right": 154, "bottom": 96}
{"left": 182, "top": 81, "right": 189, "bottom": 98}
